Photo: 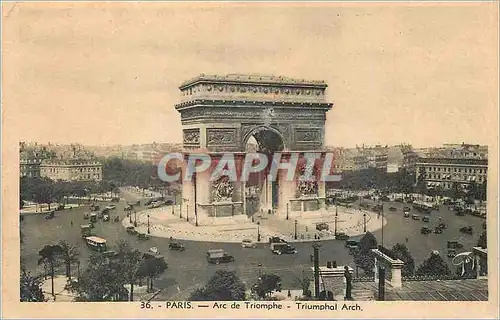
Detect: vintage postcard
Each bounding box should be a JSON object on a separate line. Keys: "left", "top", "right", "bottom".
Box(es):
{"left": 2, "top": 2, "right": 499, "bottom": 319}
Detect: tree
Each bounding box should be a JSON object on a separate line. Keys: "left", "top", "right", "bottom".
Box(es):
{"left": 37, "top": 244, "right": 63, "bottom": 298}
{"left": 354, "top": 232, "right": 378, "bottom": 273}
{"left": 58, "top": 241, "right": 80, "bottom": 281}
{"left": 189, "top": 270, "right": 246, "bottom": 301}
{"left": 415, "top": 251, "right": 451, "bottom": 277}
{"left": 477, "top": 230, "right": 487, "bottom": 249}
{"left": 74, "top": 253, "right": 128, "bottom": 301}
{"left": 255, "top": 273, "right": 281, "bottom": 298}
{"left": 116, "top": 241, "right": 143, "bottom": 301}
{"left": 139, "top": 256, "right": 168, "bottom": 292}
{"left": 390, "top": 243, "right": 415, "bottom": 277}
{"left": 415, "top": 172, "right": 427, "bottom": 195}
{"left": 20, "top": 270, "right": 45, "bottom": 302}
{"left": 297, "top": 275, "right": 311, "bottom": 297}
{"left": 451, "top": 182, "right": 464, "bottom": 200}
{"left": 478, "top": 178, "right": 487, "bottom": 202}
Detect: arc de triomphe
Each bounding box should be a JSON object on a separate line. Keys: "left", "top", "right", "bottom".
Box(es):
{"left": 175, "top": 74, "right": 333, "bottom": 225}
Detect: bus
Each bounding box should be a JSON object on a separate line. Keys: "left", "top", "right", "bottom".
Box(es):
{"left": 85, "top": 236, "right": 107, "bottom": 252}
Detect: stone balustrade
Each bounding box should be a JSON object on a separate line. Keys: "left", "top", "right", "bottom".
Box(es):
{"left": 372, "top": 248, "right": 404, "bottom": 288}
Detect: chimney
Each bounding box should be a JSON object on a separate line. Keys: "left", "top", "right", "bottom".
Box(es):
{"left": 332, "top": 261, "right": 337, "bottom": 268}
{"left": 326, "top": 261, "right": 332, "bottom": 268}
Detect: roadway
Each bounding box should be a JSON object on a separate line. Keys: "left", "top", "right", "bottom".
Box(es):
{"left": 20, "top": 197, "right": 486, "bottom": 300}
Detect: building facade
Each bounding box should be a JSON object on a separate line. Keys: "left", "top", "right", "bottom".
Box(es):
{"left": 415, "top": 144, "right": 488, "bottom": 189}
{"left": 40, "top": 159, "right": 103, "bottom": 182}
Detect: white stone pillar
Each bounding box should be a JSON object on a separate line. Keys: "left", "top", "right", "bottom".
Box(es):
{"left": 391, "top": 263, "right": 403, "bottom": 288}
{"left": 374, "top": 257, "right": 379, "bottom": 284}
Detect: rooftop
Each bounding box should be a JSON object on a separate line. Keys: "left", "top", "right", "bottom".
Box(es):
{"left": 179, "top": 73, "right": 328, "bottom": 89}
{"left": 352, "top": 278, "right": 488, "bottom": 301}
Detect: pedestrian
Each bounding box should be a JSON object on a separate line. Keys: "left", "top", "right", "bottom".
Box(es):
{"left": 70, "top": 220, "right": 73, "bottom": 227}
{"left": 405, "top": 237, "right": 409, "bottom": 243}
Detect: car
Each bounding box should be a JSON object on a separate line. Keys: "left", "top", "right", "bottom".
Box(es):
{"left": 126, "top": 226, "right": 137, "bottom": 235}
{"left": 103, "top": 250, "right": 118, "bottom": 258}
{"left": 241, "top": 239, "right": 257, "bottom": 248}
{"left": 124, "top": 205, "right": 133, "bottom": 211}
{"left": 111, "top": 197, "right": 120, "bottom": 202}
{"left": 380, "top": 196, "right": 390, "bottom": 202}
{"left": 345, "top": 239, "right": 359, "bottom": 249}
{"left": 316, "top": 223, "right": 329, "bottom": 231}
{"left": 403, "top": 206, "right": 411, "bottom": 212}
{"left": 335, "top": 232, "right": 349, "bottom": 240}
{"left": 269, "top": 237, "right": 287, "bottom": 244}
{"left": 412, "top": 214, "right": 420, "bottom": 220}
{"left": 207, "top": 249, "right": 234, "bottom": 264}
{"left": 137, "top": 233, "right": 150, "bottom": 240}
{"left": 89, "top": 204, "right": 100, "bottom": 211}
{"left": 403, "top": 212, "right": 410, "bottom": 218}
{"left": 273, "top": 244, "right": 297, "bottom": 255}
{"left": 103, "top": 214, "right": 110, "bottom": 222}
{"left": 447, "top": 240, "right": 463, "bottom": 249}
{"left": 434, "top": 226, "right": 443, "bottom": 234}
{"left": 421, "top": 226, "right": 432, "bottom": 234}
{"left": 105, "top": 205, "right": 116, "bottom": 210}
{"left": 169, "top": 242, "right": 186, "bottom": 251}
{"left": 83, "top": 213, "right": 90, "bottom": 220}
{"left": 483, "top": 221, "right": 487, "bottom": 229}
{"left": 455, "top": 210, "right": 466, "bottom": 216}
{"left": 45, "top": 211, "right": 55, "bottom": 219}
{"left": 149, "top": 247, "right": 159, "bottom": 254}
{"left": 447, "top": 249, "right": 457, "bottom": 258}
{"left": 422, "top": 215, "right": 430, "bottom": 222}
{"left": 97, "top": 213, "right": 104, "bottom": 219}
{"left": 56, "top": 204, "right": 65, "bottom": 211}
{"left": 459, "top": 226, "right": 473, "bottom": 234}
{"left": 101, "top": 208, "right": 110, "bottom": 214}
{"left": 389, "top": 207, "right": 397, "bottom": 211}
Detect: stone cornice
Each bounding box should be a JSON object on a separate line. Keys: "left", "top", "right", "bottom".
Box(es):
{"left": 179, "top": 74, "right": 328, "bottom": 90}
{"left": 175, "top": 99, "right": 333, "bottom": 110}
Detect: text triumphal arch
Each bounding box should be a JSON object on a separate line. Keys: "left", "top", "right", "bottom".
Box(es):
{"left": 175, "top": 74, "right": 333, "bottom": 225}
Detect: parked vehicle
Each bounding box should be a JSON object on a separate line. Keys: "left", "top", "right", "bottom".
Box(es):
{"left": 105, "top": 205, "right": 116, "bottom": 210}
{"left": 447, "top": 240, "right": 463, "bottom": 249}
{"left": 207, "top": 249, "right": 234, "bottom": 264}
{"left": 404, "top": 211, "right": 410, "bottom": 218}
{"left": 412, "top": 214, "right": 420, "bottom": 220}
{"left": 482, "top": 221, "right": 487, "bottom": 229}
{"left": 459, "top": 226, "right": 473, "bottom": 234}
{"left": 389, "top": 207, "right": 397, "bottom": 211}
{"left": 56, "top": 204, "right": 65, "bottom": 211}
{"left": 169, "top": 242, "right": 186, "bottom": 251}
{"left": 97, "top": 213, "right": 104, "bottom": 219}
{"left": 335, "top": 232, "right": 349, "bottom": 240}
{"left": 241, "top": 239, "right": 257, "bottom": 248}
{"left": 45, "top": 211, "right": 55, "bottom": 219}
{"left": 422, "top": 215, "right": 430, "bottom": 223}
{"left": 316, "top": 223, "right": 329, "bottom": 231}
{"left": 403, "top": 206, "right": 411, "bottom": 212}
{"left": 89, "top": 204, "right": 100, "bottom": 211}
{"left": 83, "top": 213, "right": 90, "bottom": 220}
{"left": 103, "top": 214, "right": 110, "bottom": 222}
{"left": 437, "top": 222, "right": 447, "bottom": 230}
{"left": 434, "top": 226, "right": 443, "bottom": 234}
{"left": 272, "top": 244, "right": 297, "bottom": 255}
{"left": 111, "top": 197, "right": 120, "bottom": 202}
{"left": 101, "top": 208, "right": 110, "bottom": 214}
{"left": 137, "top": 233, "right": 150, "bottom": 240}
{"left": 124, "top": 204, "right": 133, "bottom": 211}
{"left": 90, "top": 213, "right": 97, "bottom": 222}
{"left": 114, "top": 216, "right": 120, "bottom": 222}
{"left": 421, "top": 226, "right": 432, "bottom": 235}
{"left": 126, "top": 226, "right": 137, "bottom": 235}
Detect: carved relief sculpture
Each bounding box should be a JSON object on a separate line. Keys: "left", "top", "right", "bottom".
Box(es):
{"left": 207, "top": 128, "right": 237, "bottom": 145}
{"left": 183, "top": 129, "right": 200, "bottom": 145}
{"left": 212, "top": 176, "right": 234, "bottom": 203}
{"left": 296, "top": 162, "right": 318, "bottom": 197}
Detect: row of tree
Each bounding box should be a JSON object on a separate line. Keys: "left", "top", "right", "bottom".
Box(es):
{"left": 20, "top": 241, "right": 167, "bottom": 302}
{"left": 20, "top": 177, "right": 121, "bottom": 209}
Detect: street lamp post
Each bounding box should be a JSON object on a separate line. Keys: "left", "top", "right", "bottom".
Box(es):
{"left": 258, "top": 263, "right": 262, "bottom": 277}
{"left": 257, "top": 222, "right": 261, "bottom": 242}
{"left": 147, "top": 214, "right": 150, "bottom": 234}
{"left": 186, "top": 205, "right": 189, "bottom": 222}
{"left": 294, "top": 220, "right": 298, "bottom": 240}
{"left": 334, "top": 215, "right": 338, "bottom": 236}
{"left": 286, "top": 203, "right": 289, "bottom": 220}
{"left": 134, "top": 210, "right": 137, "bottom": 227}
{"left": 381, "top": 205, "right": 384, "bottom": 247}
{"left": 363, "top": 213, "right": 367, "bottom": 233}
{"left": 129, "top": 213, "right": 132, "bottom": 224}
{"left": 171, "top": 205, "right": 174, "bottom": 215}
